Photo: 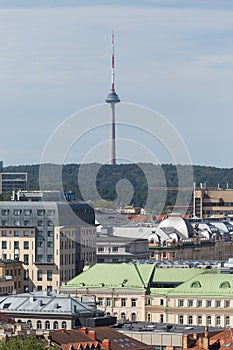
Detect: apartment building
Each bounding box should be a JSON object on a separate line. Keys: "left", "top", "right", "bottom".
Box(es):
{"left": 0, "top": 201, "right": 96, "bottom": 292}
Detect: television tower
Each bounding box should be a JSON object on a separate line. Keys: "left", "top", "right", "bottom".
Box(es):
{"left": 105, "top": 32, "right": 120, "bottom": 165}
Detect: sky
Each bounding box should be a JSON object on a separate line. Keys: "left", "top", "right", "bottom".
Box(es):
{"left": 1, "top": 0, "right": 233, "bottom": 168}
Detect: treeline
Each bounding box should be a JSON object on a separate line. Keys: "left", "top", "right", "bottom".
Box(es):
{"left": 3, "top": 163, "right": 233, "bottom": 213}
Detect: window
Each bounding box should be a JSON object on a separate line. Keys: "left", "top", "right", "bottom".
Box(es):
{"left": 206, "top": 300, "right": 211, "bottom": 307}
{"left": 53, "top": 321, "right": 58, "bottom": 330}
{"left": 197, "top": 300, "right": 202, "bottom": 307}
{"left": 1, "top": 210, "right": 9, "bottom": 216}
{"left": 198, "top": 316, "right": 202, "bottom": 325}
{"left": 147, "top": 313, "right": 151, "bottom": 322}
{"left": 14, "top": 220, "right": 20, "bottom": 226}
{"left": 216, "top": 300, "right": 221, "bottom": 308}
{"left": 226, "top": 316, "right": 230, "bottom": 326}
{"left": 121, "top": 312, "right": 126, "bottom": 321}
{"left": 188, "top": 316, "right": 193, "bottom": 325}
{"left": 24, "top": 254, "right": 29, "bottom": 265}
{"left": 216, "top": 316, "right": 221, "bottom": 326}
{"left": 188, "top": 299, "right": 193, "bottom": 307}
{"left": 45, "top": 321, "right": 50, "bottom": 330}
{"left": 160, "top": 299, "right": 164, "bottom": 306}
{"left": 179, "top": 315, "right": 184, "bottom": 325}
{"left": 225, "top": 301, "right": 230, "bottom": 308}
{"left": 121, "top": 298, "right": 126, "bottom": 307}
{"left": 24, "top": 221, "right": 30, "bottom": 226}
{"left": 1, "top": 221, "right": 8, "bottom": 226}
{"left": 37, "top": 220, "right": 43, "bottom": 227}
{"left": 37, "top": 241, "right": 43, "bottom": 247}
{"left": 14, "top": 230, "right": 19, "bottom": 236}
{"left": 112, "top": 246, "right": 119, "bottom": 252}
{"left": 131, "top": 298, "right": 136, "bottom": 307}
{"left": 131, "top": 313, "right": 136, "bottom": 321}
{"left": 160, "top": 314, "right": 164, "bottom": 323}
{"left": 14, "top": 209, "right": 21, "bottom": 216}
{"left": 24, "top": 270, "right": 29, "bottom": 281}
{"left": 61, "top": 321, "right": 67, "bottom": 329}
{"left": 47, "top": 210, "right": 55, "bottom": 216}
{"left": 98, "top": 298, "right": 103, "bottom": 306}
{"left": 47, "top": 255, "right": 53, "bottom": 263}
{"left": 37, "top": 270, "right": 42, "bottom": 281}
{"left": 24, "top": 209, "right": 31, "bottom": 216}
{"left": 178, "top": 299, "right": 184, "bottom": 307}
{"left": 27, "top": 320, "right": 32, "bottom": 328}
{"left": 47, "top": 270, "right": 52, "bottom": 281}
{"left": 24, "top": 241, "right": 29, "bottom": 249}
{"left": 98, "top": 247, "right": 104, "bottom": 252}
{"left": 37, "top": 320, "right": 42, "bottom": 329}
{"left": 1, "top": 241, "right": 7, "bottom": 249}
{"left": 48, "top": 220, "right": 54, "bottom": 227}
{"left": 47, "top": 242, "right": 53, "bottom": 248}
{"left": 1, "top": 230, "right": 7, "bottom": 236}
{"left": 207, "top": 316, "right": 211, "bottom": 325}
{"left": 106, "top": 298, "right": 111, "bottom": 307}
{"left": 37, "top": 209, "right": 45, "bottom": 216}
{"left": 14, "top": 241, "right": 19, "bottom": 249}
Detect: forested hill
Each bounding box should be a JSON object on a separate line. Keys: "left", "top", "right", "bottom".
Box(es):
{"left": 3, "top": 163, "right": 233, "bottom": 212}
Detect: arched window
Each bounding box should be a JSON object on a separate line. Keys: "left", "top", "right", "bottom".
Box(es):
{"left": 61, "top": 321, "right": 67, "bottom": 330}
{"left": 216, "top": 316, "right": 221, "bottom": 326}
{"left": 147, "top": 313, "right": 151, "bottom": 322}
{"left": 179, "top": 315, "right": 183, "bottom": 325}
{"left": 37, "top": 320, "right": 42, "bottom": 329}
{"left": 191, "top": 281, "right": 201, "bottom": 288}
{"left": 27, "top": 320, "right": 32, "bottom": 328}
{"left": 53, "top": 321, "right": 58, "bottom": 330}
{"left": 45, "top": 320, "right": 50, "bottom": 330}
{"left": 121, "top": 312, "right": 126, "bottom": 321}
{"left": 220, "top": 281, "right": 231, "bottom": 289}
{"left": 198, "top": 316, "right": 202, "bottom": 325}
{"left": 131, "top": 313, "right": 136, "bottom": 322}
{"left": 188, "top": 316, "right": 193, "bottom": 325}
{"left": 207, "top": 316, "right": 211, "bottom": 325}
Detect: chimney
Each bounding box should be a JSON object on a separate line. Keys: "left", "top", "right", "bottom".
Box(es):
{"left": 199, "top": 326, "right": 209, "bottom": 350}
{"left": 183, "top": 334, "right": 188, "bottom": 349}
{"left": 102, "top": 338, "right": 111, "bottom": 350}
{"left": 88, "top": 329, "right": 96, "bottom": 340}
{"left": 80, "top": 327, "right": 88, "bottom": 334}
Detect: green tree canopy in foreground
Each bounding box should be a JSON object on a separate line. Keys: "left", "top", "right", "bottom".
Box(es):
{"left": 0, "top": 335, "right": 57, "bottom": 350}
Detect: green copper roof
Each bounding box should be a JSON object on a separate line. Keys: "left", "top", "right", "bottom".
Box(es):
{"left": 166, "top": 271, "right": 233, "bottom": 297}
{"left": 61, "top": 263, "right": 155, "bottom": 290}
{"left": 151, "top": 268, "right": 207, "bottom": 283}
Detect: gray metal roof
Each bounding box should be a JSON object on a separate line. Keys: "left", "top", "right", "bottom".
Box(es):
{"left": 0, "top": 290, "right": 98, "bottom": 316}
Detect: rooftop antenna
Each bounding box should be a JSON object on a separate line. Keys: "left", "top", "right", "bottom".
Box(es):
{"left": 105, "top": 31, "right": 121, "bottom": 165}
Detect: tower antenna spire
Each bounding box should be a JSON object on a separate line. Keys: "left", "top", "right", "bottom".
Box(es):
{"left": 105, "top": 31, "right": 121, "bottom": 165}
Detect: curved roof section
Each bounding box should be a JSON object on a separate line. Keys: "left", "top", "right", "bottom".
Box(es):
{"left": 159, "top": 215, "right": 193, "bottom": 238}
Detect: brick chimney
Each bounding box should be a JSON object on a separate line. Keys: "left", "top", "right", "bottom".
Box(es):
{"left": 102, "top": 338, "right": 111, "bottom": 350}
{"left": 199, "top": 326, "right": 209, "bottom": 350}
{"left": 183, "top": 334, "right": 188, "bottom": 349}
{"left": 88, "top": 330, "right": 96, "bottom": 340}
{"left": 80, "top": 327, "right": 88, "bottom": 334}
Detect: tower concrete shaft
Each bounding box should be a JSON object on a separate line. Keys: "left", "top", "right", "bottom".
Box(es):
{"left": 105, "top": 32, "right": 120, "bottom": 165}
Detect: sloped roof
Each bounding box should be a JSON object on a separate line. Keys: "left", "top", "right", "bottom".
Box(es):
{"left": 151, "top": 268, "right": 206, "bottom": 283}
{"left": 61, "top": 263, "right": 155, "bottom": 291}
{"left": 0, "top": 291, "right": 96, "bottom": 316}
{"left": 166, "top": 271, "right": 233, "bottom": 297}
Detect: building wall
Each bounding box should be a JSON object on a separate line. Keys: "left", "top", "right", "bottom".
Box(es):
{"left": 194, "top": 189, "right": 233, "bottom": 219}
{"left": 145, "top": 295, "right": 233, "bottom": 328}
{"left": 0, "top": 202, "right": 97, "bottom": 291}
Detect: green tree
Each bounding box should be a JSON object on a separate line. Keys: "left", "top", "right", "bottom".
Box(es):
{"left": 0, "top": 335, "right": 57, "bottom": 350}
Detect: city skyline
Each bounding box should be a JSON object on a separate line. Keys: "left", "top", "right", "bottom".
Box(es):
{"left": 0, "top": 1, "right": 233, "bottom": 167}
